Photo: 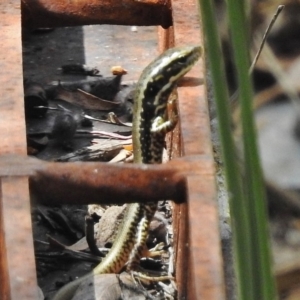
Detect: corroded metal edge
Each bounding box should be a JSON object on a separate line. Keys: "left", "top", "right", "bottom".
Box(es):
{"left": 21, "top": 0, "right": 172, "bottom": 29}
{"left": 160, "top": 0, "right": 225, "bottom": 299}
{"left": 0, "top": 2, "right": 38, "bottom": 299}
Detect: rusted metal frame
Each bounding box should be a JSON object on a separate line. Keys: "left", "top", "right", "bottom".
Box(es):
{"left": 21, "top": 0, "right": 172, "bottom": 29}
{"left": 0, "top": 2, "right": 223, "bottom": 300}
{"left": 0, "top": 2, "right": 39, "bottom": 299}
{"left": 164, "top": 0, "right": 225, "bottom": 299}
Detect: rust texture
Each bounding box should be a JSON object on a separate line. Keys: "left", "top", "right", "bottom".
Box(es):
{"left": 0, "top": 1, "right": 224, "bottom": 299}
{"left": 167, "top": 0, "right": 226, "bottom": 299}
{"left": 21, "top": 0, "right": 172, "bottom": 29}
{"left": 0, "top": 154, "right": 214, "bottom": 206}
{"left": 0, "top": 2, "right": 39, "bottom": 300}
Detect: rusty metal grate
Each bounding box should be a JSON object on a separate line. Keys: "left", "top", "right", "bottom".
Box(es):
{"left": 0, "top": 0, "right": 224, "bottom": 299}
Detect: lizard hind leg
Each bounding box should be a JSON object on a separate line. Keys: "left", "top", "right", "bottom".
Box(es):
{"left": 126, "top": 206, "right": 174, "bottom": 283}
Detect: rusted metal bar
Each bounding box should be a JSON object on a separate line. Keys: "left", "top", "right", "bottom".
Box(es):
{"left": 0, "top": 2, "right": 39, "bottom": 299}
{"left": 21, "top": 0, "right": 172, "bottom": 29}
{"left": 162, "top": 0, "right": 226, "bottom": 299}
{"left": 0, "top": 154, "right": 213, "bottom": 205}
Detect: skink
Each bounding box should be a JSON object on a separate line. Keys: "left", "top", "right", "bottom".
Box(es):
{"left": 53, "top": 45, "right": 201, "bottom": 300}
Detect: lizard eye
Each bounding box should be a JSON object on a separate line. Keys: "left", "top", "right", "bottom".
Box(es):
{"left": 176, "top": 56, "right": 187, "bottom": 64}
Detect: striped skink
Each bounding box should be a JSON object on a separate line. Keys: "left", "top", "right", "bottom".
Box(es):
{"left": 53, "top": 45, "right": 201, "bottom": 300}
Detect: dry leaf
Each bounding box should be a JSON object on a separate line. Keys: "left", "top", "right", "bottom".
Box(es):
{"left": 95, "top": 205, "right": 126, "bottom": 248}
{"left": 108, "top": 149, "right": 132, "bottom": 163}
{"left": 55, "top": 84, "right": 120, "bottom": 111}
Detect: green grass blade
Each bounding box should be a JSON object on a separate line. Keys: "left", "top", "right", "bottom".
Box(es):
{"left": 197, "top": 1, "right": 254, "bottom": 298}
{"left": 197, "top": 0, "right": 277, "bottom": 299}
{"left": 226, "top": 1, "right": 277, "bottom": 299}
